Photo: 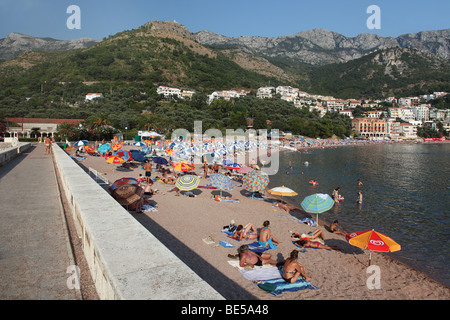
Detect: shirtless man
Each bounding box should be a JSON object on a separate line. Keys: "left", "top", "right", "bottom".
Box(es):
{"left": 258, "top": 220, "right": 281, "bottom": 249}
{"left": 143, "top": 160, "right": 152, "bottom": 182}
{"left": 282, "top": 250, "right": 311, "bottom": 283}
{"left": 239, "top": 244, "right": 277, "bottom": 269}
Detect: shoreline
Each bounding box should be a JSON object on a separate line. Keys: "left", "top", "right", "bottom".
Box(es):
{"left": 69, "top": 142, "right": 450, "bottom": 299}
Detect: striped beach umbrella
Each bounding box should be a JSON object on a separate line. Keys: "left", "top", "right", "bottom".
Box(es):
{"left": 300, "top": 193, "right": 334, "bottom": 226}
{"left": 175, "top": 175, "right": 200, "bottom": 191}
{"left": 109, "top": 177, "right": 139, "bottom": 192}
{"left": 268, "top": 186, "right": 298, "bottom": 197}
{"left": 242, "top": 170, "right": 269, "bottom": 194}
{"left": 111, "top": 143, "right": 123, "bottom": 151}
{"left": 73, "top": 140, "right": 88, "bottom": 147}
{"left": 346, "top": 230, "right": 401, "bottom": 265}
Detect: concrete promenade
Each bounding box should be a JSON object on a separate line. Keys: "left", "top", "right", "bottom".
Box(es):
{"left": 0, "top": 144, "right": 81, "bottom": 299}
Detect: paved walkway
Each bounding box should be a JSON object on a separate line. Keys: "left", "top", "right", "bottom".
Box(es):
{"left": 0, "top": 144, "right": 81, "bottom": 300}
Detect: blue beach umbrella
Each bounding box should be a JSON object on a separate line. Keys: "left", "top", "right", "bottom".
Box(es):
{"left": 209, "top": 173, "right": 234, "bottom": 197}
{"left": 98, "top": 143, "right": 111, "bottom": 153}
{"left": 153, "top": 156, "right": 168, "bottom": 165}
{"left": 300, "top": 193, "right": 334, "bottom": 227}
{"left": 74, "top": 140, "right": 88, "bottom": 147}
{"left": 134, "top": 141, "right": 146, "bottom": 147}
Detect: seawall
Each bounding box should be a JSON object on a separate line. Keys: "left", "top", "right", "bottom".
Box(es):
{"left": 52, "top": 144, "right": 224, "bottom": 300}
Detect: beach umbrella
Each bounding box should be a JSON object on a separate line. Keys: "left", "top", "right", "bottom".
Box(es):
{"left": 175, "top": 175, "right": 200, "bottom": 191}
{"left": 129, "top": 150, "right": 146, "bottom": 162}
{"left": 113, "top": 150, "right": 133, "bottom": 162}
{"left": 109, "top": 177, "right": 139, "bottom": 192}
{"left": 133, "top": 141, "right": 146, "bottom": 147}
{"left": 209, "top": 173, "right": 234, "bottom": 197}
{"left": 268, "top": 186, "right": 298, "bottom": 203}
{"left": 84, "top": 145, "right": 95, "bottom": 154}
{"left": 98, "top": 143, "right": 111, "bottom": 153}
{"left": 105, "top": 156, "right": 126, "bottom": 165}
{"left": 153, "top": 156, "right": 168, "bottom": 165}
{"left": 111, "top": 143, "right": 123, "bottom": 151}
{"left": 300, "top": 193, "right": 334, "bottom": 227}
{"left": 225, "top": 163, "right": 242, "bottom": 170}
{"left": 346, "top": 230, "right": 401, "bottom": 265}
{"left": 242, "top": 170, "right": 270, "bottom": 194}
{"left": 65, "top": 146, "right": 75, "bottom": 152}
{"left": 74, "top": 140, "right": 88, "bottom": 147}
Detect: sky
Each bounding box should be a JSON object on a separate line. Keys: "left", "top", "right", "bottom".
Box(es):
{"left": 0, "top": 0, "right": 449, "bottom": 40}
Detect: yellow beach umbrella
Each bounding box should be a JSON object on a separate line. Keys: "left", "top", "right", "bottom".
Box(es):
{"left": 268, "top": 186, "right": 298, "bottom": 197}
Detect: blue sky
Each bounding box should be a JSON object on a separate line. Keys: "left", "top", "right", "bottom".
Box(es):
{"left": 1, "top": 0, "right": 449, "bottom": 40}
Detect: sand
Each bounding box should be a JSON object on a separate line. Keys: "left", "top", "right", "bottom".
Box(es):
{"left": 72, "top": 145, "right": 450, "bottom": 300}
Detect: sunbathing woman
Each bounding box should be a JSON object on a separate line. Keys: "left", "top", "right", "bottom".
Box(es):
{"left": 282, "top": 250, "right": 311, "bottom": 283}
{"left": 294, "top": 239, "right": 341, "bottom": 251}
{"left": 233, "top": 223, "right": 258, "bottom": 240}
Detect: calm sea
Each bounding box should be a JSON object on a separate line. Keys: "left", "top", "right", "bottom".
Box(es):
{"left": 267, "top": 143, "right": 450, "bottom": 287}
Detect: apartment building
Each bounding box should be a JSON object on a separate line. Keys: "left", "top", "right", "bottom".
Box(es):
{"left": 352, "top": 118, "right": 387, "bottom": 140}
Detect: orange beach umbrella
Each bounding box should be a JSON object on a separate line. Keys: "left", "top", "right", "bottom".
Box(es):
{"left": 346, "top": 229, "right": 401, "bottom": 265}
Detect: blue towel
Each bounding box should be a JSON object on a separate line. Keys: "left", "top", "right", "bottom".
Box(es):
{"left": 248, "top": 241, "right": 271, "bottom": 253}
{"left": 254, "top": 278, "right": 318, "bottom": 296}
{"left": 219, "top": 240, "right": 235, "bottom": 248}
{"left": 220, "top": 199, "right": 240, "bottom": 203}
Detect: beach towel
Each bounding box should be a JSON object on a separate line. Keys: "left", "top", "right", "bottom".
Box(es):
{"left": 219, "top": 199, "right": 240, "bottom": 203}
{"left": 254, "top": 278, "right": 318, "bottom": 296}
{"left": 227, "top": 260, "right": 274, "bottom": 271}
{"left": 198, "top": 186, "right": 217, "bottom": 189}
{"left": 142, "top": 204, "right": 158, "bottom": 212}
{"left": 248, "top": 241, "right": 271, "bottom": 253}
{"left": 219, "top": 240, "right": 235, "bottom": 248}
{"left": 239, "top": 266, "right": 282, "bottom": 281}
{"left": 257, "top": 238, "right": 278, "bottom": 249}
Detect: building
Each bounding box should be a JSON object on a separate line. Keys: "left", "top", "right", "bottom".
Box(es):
{"left": 4, "top": 118, "right": 84, "bottom": 138}
{"left": 413, "top": 105, "right": 430, "bottom": 121}
{"left": 156, "top": 86, "right": 181, "bottom": 99}
{"left": 256, "top": 87, "right": 275, "bottom": 99}
{"left": 352, "top": 118, "right": 387, "bottom": 140}
{"left": 399, "top": 123, "right": 417, "bottom": 139}
{"left": 207, "top": 90, "right": 240, "bottom": 104}
{"left": 339, "top": 110, "right": 354, "bottom": 119}
{"left": 85, "top": 93, "right": 104, "bottom": 101}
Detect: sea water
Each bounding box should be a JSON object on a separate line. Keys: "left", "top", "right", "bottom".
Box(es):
{"left": 268, "top": 143, "right": 450, "bottom": 287}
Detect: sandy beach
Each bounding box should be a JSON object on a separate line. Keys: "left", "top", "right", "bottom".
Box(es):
{"left": 71, "top": 144, "right": 450, "bottom": 300}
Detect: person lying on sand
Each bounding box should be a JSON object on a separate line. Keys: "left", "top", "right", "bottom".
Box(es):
{"left": 273, "top": 201, "right": 290, "bottom": 212}
{"left": 291, "top": 229, "right": 326, "bottom": 242}
{"left": 213, "top": 195, "right": 239, "bottom": 202}
{"left": 282, "top": 250, "right": 311, "bottom": 283}
{"left": 239, "top": 244, "right": 277, "bottom": 269}
{"left": 294, "top": 239, "right": 341, "bottom": 251}
{"left": 233, "top": 223, "right": 258, "bottom": 240}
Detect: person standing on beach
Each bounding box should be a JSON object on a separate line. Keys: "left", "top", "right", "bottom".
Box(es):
{"left": 143, "top": 160, "right": 152, "bottom": 183}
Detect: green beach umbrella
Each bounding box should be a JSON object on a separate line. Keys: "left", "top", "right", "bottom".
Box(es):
{"left": 300, "top": 193, "right": 334, "bottom": 227}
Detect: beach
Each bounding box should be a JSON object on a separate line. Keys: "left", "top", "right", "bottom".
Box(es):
{"left": 71, "top": 143, "right": 450, "bottom": 300}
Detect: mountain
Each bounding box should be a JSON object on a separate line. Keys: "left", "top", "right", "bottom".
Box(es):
{"left": 195, "top": 28, "right": 450, "bottom": 66}
{"left": 0, "top": 32, "right": 100, "bottom": 61}
{"left": 0, "top": 21, "right": 448, "bottom": 100}
{"left": 308, "top": 47, "right": 450, "bottom": 98}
